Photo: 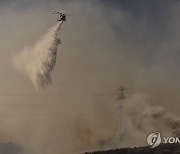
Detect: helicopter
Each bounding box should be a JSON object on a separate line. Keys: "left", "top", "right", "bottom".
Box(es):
{"left": 52, "top": 11, "right": 67, "bottom": 23}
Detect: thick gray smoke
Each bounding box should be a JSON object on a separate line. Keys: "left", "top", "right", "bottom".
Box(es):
{"left": 0, "top": 1, "right": 180, "bottom": 154}
{"left": 13, "top": 22, "right": 62, "bottom": 89}
{"left": 115, "top": 94, "right": 180, "bottom": 147}
{"left": 76, "top": 94, "right": 180, "bottom": 151}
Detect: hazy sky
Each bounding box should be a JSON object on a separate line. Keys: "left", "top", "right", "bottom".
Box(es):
{"left": 0, "top": 0, "right": 180, "bottom": 154}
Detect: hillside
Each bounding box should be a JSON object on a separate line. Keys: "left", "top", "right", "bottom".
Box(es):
{"left": 0, "top": 142, "right": 22, "bottom": 154}
{"left": 84, "top": 144, "right": 180, "bottom": 154}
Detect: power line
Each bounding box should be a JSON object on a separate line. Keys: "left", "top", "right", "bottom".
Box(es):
{"left": 0, "top": 82, "right": 121, "bottom": 87}
{"left": 0, "top": 111, "right": 115, "bottom": 117}
{"left": 0, "top": 102, "right": 115, "bottom": 106}
{"left": 0, "top": 93, "right": 115, "bottom": 96}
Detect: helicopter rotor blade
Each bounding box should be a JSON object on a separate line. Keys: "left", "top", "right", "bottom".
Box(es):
{"left": 52, "top": 11, "right": 61, "bottom": 14}
{"left": 52, "top": 11, "right": 73, "bottom": 16}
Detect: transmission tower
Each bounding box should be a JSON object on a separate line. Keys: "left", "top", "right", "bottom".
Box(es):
{"left": 113, "top": 86, "right": 127, "bottom": 141}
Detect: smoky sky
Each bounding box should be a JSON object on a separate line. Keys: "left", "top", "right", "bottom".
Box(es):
{"left": 0, "top": 0, "right": 180, "bottom": 154}
{"left": 0, "top": 0, "right": 179, "bottom": 111}
{"left": 102, "top": 0, "right": 176, "bottom": 43}
{"left": 0, "top": 0, "right": 178, "bottom": 43}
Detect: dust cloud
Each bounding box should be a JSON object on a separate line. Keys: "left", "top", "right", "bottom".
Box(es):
{"left": 0, "top": 0, "right": 179, "bottom": 154}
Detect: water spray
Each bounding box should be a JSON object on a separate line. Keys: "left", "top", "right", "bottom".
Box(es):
{"left": 13, "top": 22, "right": 63, "bottom": 89}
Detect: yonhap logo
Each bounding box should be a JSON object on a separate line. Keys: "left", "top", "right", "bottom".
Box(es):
{"left": 147, "top": 132, "right": 161, "bottom": 148}
{"left": 147, "top": 132, "right": 180, "bottom": 148}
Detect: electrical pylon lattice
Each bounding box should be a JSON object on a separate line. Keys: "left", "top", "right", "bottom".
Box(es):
{"left": 113, "top": 86, "right": 126, "bottom": 140}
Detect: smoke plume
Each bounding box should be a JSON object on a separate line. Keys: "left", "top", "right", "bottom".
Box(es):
{"left": 77, "top": 94, "right": 180, "bottom": 151}
{"left": 0, "top": 0, "right": 180, "bottom": 154}
{"left": 13, "top": 22, "right": 62, "bottom": 89}
{"left": 117, "top": 94, "right": 180, "bottom": 147}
